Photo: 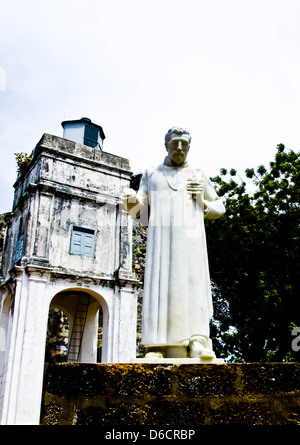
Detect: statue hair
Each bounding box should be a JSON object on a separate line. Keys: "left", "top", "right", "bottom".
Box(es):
{"left": 165, "top": 127, "right": 191, "bottom": 146}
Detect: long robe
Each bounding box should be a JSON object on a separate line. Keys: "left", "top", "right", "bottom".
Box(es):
{"left": 125, "top": 157, "right": 225, "bottom": 347}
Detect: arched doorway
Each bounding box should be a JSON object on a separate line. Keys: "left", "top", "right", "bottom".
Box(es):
{"left": 0, "top": 293, "right": 11, "bottom": 380}
{"left": 45, "top": 289, "right": 107, "bottom": 364}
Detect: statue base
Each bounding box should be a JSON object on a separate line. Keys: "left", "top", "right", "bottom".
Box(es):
{"left": 131, "top": 357, "right": 224, "bottom": 364}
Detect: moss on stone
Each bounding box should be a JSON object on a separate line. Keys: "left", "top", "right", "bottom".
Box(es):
{"left": 41, "top": 362, "right": 300, "bottom": 425}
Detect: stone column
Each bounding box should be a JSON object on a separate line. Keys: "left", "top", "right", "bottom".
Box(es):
{"left": 0, "top": 266, "right": 50, "bottom": 425}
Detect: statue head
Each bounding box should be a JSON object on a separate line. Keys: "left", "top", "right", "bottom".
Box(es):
{"left": 165, "top": 127, "right": 191, "bottom": 147}
{"left": 164, "top": 127, "right": 191, "bottom": 166}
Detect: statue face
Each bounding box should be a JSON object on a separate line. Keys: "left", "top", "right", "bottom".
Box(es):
{"left": 166, "top": 134, "right": 190, "bottom": 166}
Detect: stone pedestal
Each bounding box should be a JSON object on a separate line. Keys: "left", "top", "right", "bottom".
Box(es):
{"left": 41, "top": 362, "right": 300, "bottom": 425}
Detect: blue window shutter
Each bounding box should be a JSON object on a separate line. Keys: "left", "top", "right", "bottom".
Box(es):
{"left": 15, "top": 234, "right": 24, "bottom": 262}
{"left": 84, "top": 125, "right": 98, "bottom": 148}
{"left": 82, "top": 233, "right": 94, "bottom": 256}
{"left": 70, "top": 227, "right": 95, "bottom": 257}
{"left": 71, "top": 231, "right": 83, "bottom": 255}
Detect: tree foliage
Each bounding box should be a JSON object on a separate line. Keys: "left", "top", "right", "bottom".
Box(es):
{"left": 206, "top": 144, "right": 300, "bottom": 362}
{"left": 0, "top": 214, "right": 6, "bottom": 253}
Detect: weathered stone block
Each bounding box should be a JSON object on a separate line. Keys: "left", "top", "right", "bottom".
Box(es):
{"left": 41, "top": 362, "right": 300, "bottom": 425}
{"left": 208, "top": 401, "right": 273, "bottom": 425}
{"left": 76, "top": 403, "right": 142, "bottom": 425}
{"left": 240, "top": 363, "right": 300, "bottom": 394}
{"left": 176, "top": 363, "right": 238, "bottom": 397}
{"left": 142, "top": 400, "right": 207, "bottom": 425}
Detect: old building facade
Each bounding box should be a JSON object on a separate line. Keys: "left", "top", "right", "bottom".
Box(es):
{"left": 0, "top": 119, "right": 138, "bottom": 424}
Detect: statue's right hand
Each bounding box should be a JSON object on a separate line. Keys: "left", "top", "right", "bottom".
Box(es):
{"left": 121, "top": 187, "right": 136, "bottom": 199}
{"left": 121, "top": 187, "right": 139, "bottom": 213}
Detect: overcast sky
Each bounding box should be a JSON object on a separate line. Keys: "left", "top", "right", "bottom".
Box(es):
{"left": 1, "top": 0, "right": 300, "bottom": 213}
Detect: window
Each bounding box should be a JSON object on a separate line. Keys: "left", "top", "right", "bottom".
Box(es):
{"left": 15, "top": 234, "right": 24, "bottom": 262}
{"left": 84, "top": 125, "right": 98, "bottom": 148}
{"left": 70, "top": 227, "right": 95, "bottom": 257}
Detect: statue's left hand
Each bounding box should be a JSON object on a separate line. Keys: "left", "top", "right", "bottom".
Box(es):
{"left": 186, "top": 178, "right": 203, "bottom": 194}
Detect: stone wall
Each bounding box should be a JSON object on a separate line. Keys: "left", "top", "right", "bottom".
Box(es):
{"left": 41, "top": 362, "right": 300, "bottom": 425}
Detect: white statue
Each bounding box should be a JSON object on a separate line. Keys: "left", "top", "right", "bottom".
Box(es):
{"left": 121, "top": 127, "right": 225, "bottom": 359}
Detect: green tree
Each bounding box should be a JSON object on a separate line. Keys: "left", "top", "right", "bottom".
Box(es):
{"left": 207, "top": 144, "right": 300, "bottom": 362}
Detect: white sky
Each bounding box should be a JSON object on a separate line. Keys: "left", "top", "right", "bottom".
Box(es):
{"left": 1, "top": 0, "right": 300, "bottom": 213}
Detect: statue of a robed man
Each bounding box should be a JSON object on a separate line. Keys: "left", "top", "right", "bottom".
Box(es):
{"left": 121, "top": 127, "right": 225, "bottom": 359}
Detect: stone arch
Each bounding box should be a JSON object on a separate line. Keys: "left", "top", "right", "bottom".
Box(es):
{"left": 0, "top": 293, "right": 12, "bottom": 380}
{"left": 46, "top": 287, "right": 109, "bottom": 363}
